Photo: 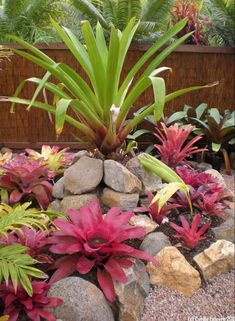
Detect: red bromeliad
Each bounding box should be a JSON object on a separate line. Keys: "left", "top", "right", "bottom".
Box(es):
{"left": 155, "top": 123, "right": 206, "bottom": 168}
{"left": 47, "top": 200, "right": 157, "bottom": 302}
{"left": 0, "top": 154, "right": 53, "bottom": 209}
{"left": 134, "top": 192, "right": 181, "bottom": 224}
{"left": 176, "top": 167, "right": 224, "bottom": 193}
{"left": 0, "top": 226, "right": 53, "bottom": 264}
{"left": 173, "top": 167, "right": 230, "bottom": 215}
{"left": 170, "top": 213, "right": 210, "bottom": 249}
{"left": 0, "top": 281, "right": 62, "bottom": 321}
{"left": 195, "top": 192, "right": 228, "bottom": 217}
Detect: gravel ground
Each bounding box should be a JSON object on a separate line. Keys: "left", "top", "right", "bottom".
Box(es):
{"left": 141, "top": 270, "right": 235, "bottom": 321}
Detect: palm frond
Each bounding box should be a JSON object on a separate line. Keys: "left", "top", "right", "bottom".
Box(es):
{"left": 0, "top": 202, "right": 66, "bottom": 238}
{"left": 0, "top": 244, "right": 46, "bottom": 296}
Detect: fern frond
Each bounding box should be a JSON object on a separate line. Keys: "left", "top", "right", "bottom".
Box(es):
{"left": 141, "top": 0, "right": 175, "bottom": 27}
{"left": 137, "top": 21, "right": 158, "bottom": 34}
{"left": 204, "top": 0, "right": 235, "bottom": 46}
{"left": 0, "top": 244, "right": 46, "bottom": 296}
{"left": 72, "top": 0, "right": 108, "bottom": 27}
{"left": 117, "top": 0, "right": 142, "bottom": 30}
{"left": 0, "top": 0, "right": 63, "bottom": 43}
{"left": 103, "top": 0, "right": 118, "bottom": 26}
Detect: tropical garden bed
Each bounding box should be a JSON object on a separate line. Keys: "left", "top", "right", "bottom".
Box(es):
{"left": 0, "top": 1, "right": 234, "bottom": 321}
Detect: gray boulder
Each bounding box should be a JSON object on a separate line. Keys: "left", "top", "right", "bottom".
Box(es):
{"left": 212, "top": 209, "right": 235, "bottom": 243}
{"left": 140, "top": 232, "right": 171, "bottom": 256}
{"left": 52, "top": 177, "right": 65, "bottom": 199}
{"left": 101, "top": 187, "right": 139, "bottom": 211}
{"left": 61, "top": 194, "right": 98, "bottom": 213}
{"left": 114, "top": 260, "right": 150, "bottom": 321}
{"left": 104, "top": 160, "right": 142, "bottom": 193}
{"left": 48, "top": 277, "right": 115, "bottom": 321}
{"left": 64, "top": 156, "right": 103, "bottom": 194}
{"left": 126, "top": 155, "right": 162, "bottom": 193}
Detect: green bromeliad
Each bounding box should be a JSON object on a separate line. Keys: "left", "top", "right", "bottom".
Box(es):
{"left": 1, "top": 18, "right": 217, "bottom": 155}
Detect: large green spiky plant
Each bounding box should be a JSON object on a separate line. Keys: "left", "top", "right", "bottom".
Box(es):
{"left": 203, "top": 0, "right": 235, "bottom": 46}
{"left": 63, "top": 0, "right": 175, "bottom": 42}
{"left": 1, "top": 18, "right": 216, "bottom": 155}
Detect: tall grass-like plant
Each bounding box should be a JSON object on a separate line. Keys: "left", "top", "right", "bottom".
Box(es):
{"left": 1, "top": 18, "right": 216, "bottom": 155}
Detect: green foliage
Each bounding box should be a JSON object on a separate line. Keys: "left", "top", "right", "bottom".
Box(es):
{"left": 0, "top": 203, "right": 44, "bottom": 237}
{"left": 67, "top": 0, "right": 175, "bottom": 42}
{"left": 0, "top": 0, "right": 63, "bottom": 43}
{"left": 192, "top": 108, "right": 235, "bottom": 152}
{"left": 139, "top": 153, "right": 193, "bottom": 215}
{"left": 165, "top": 103, "right": 235, "bottom": 152}
{"left": 0, "top": 202, "right": 65, "bottom": 295}
{"left": 1, "top": 19, "right": 216, "bottom": 155}
{"left": 0, "top": 244, "right": 46, "bottom": 296}
{"left": 203, "top": 0, "right": 235, "bottom": 46}
{"left": 0, "top": 202, "right": 65, "bottom": 237}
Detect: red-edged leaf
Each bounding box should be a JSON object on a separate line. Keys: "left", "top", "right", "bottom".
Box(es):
{"left": 97, "top": 269, "right": 115, "bottom": 302}
{"left": 49, "top": 242, "right": 80, "bottom": 254}
{"left": 32, "top": 184, "right": 52, "bottom": 209}
{"left": 9, "top": 190, "right": 24, "bottom": 204}
{"left": 197, "top": 223, "right": 210, "bottom": 236}
{"left": 179, "top": 215, "right": 190, "bottom": 231}
{"left": 104, "top": 257, "right": 127, "bottom": 283}
{"left": 76, "top": 255, "right": 95, "bottom": 274}
{"left": 191, "top": 214, "right": 201, "bottom": 233}
{"left": 115, "top": 226, "right": 146, "bottom": 242}
{"left": 104, "top": 207, "right": 121, "bottom": 222}
{"left": 115, "top": 258, "right": 134, "bottom": 268}
{"left": 0, "top": 175, "right": 16, "bottom": 189}
{"left": 50, "top": 255, "right": 77, "bottom": 284}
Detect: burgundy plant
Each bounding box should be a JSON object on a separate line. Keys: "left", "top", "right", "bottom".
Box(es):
{"left": 0, "top": 154, "right": 53, "bottom": 209}
{"left": 155, "top": 123, "right": 206, "bottom": 168}
{"left": 170, "top": 213, "right": 210, "bottom": 249}
{"left": 0, "top": 280, "right": 62, "bottom": 321}
{"left": 134, "top": 192, "right": 181, "bottom": 224}
{"left": 195, "top": 192, "right": 228, "bottom": 217}
{"left": 174, "top": 185, "right": 204, "bottom": 209}
{"left": 176, "top": 167, "right": 224, "bottom": 193}
{"left": 47, "top": 200, "right": 157, "bottom": 302}
{"left": 173, "top": 167, "right": 230, "bottom": 215}
{"left": 0, "top": 226, "right": 53, "bottom": 264}
{"left": 171, "top": 0, "right": 208, "bottom": 45}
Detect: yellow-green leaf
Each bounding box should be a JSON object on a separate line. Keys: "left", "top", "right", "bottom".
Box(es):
{"left": 152, "top": 182, "right": 189, "bottom": 211}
